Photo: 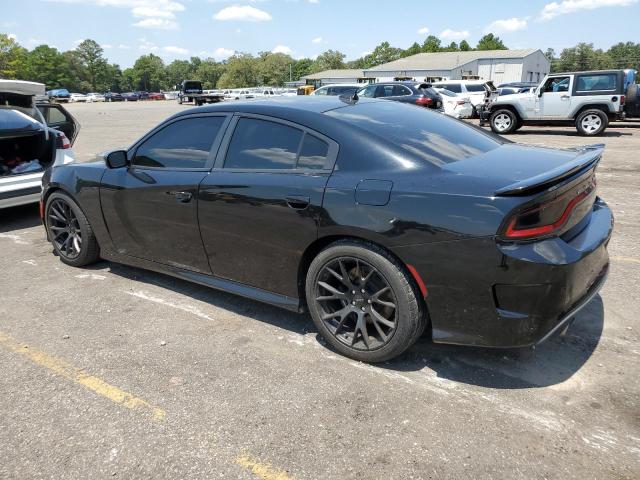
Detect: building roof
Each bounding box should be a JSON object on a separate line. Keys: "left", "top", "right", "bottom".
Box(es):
{"left": 364, "top": 49, "right": 541, "bottom": 72}
{"left": 301, "top": 69, "right": 364, "bottom": 80}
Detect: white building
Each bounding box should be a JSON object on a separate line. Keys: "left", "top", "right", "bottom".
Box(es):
{"left": 300, "top": 69, "right": 372, "bottom": 87}
{"left": 363, "top": 49, "right": 550, "bottom": 85}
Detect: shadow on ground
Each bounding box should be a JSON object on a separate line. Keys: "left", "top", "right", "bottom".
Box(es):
{"left": 107, "top": 260, "right": 604, "bottom": 391}
{"left": 0, "top": 204, "right": 41, "bottom": 233}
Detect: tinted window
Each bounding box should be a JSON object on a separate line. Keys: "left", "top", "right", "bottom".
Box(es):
{"left": 329, "top": 86, "right": 358, "bottom": 95}
{"left": 47, "top": 107, "right": 68, "bottom": 123}
{"left": 314, "top": 87, "right": 328, "bottom": 95}
{"left": 133, "top": 116, "right": 224, "bottom": 169}
{"left": 225, "top": 118, "right": 303, "bottom": 170}
{"left": 358, "top": 85, "right": 377, "bottom": 98}
{"left": 393, "top": 85, "right": 412, "bottom": 96}
{"left": 465, "top": 84, "right": 486, "bottom": 92}
{"left": 327, "top": 101, "right": 502, "bottom": 166}
{"left": 436, "top": 83, "right": 461, "bottom": 93}
{"left": 298, "top": 134, "right": 329, "bottom": 169}
{"left": 576, "top": 74, "right": 617, "bottom": 91}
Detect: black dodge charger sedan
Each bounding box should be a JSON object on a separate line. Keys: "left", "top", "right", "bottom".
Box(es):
{"left": 41, "top": 96, "right": 612, "bottom": 362}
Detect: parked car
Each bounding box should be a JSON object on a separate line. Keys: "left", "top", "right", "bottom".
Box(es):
{"left": 228, "top": 89, "right": 255, "bottom": 100}
{"left": 46, "top": 88, "right": 71, "bottom": 103}
{"left": 39, "top": 96, "right": 612, "bottom": 362}
{"left": 136, "top": 91, "right": 150, "bottom": 100}
{"left": 622, "top": 69, "right": 639, "bottom": 118}
{"left": 122, "top": 92, "right": 140, "bottom": 102}
{"left": 253, "top": 88, "right": 279, "bottom": 98}
{"left": 177, "top": 80, "right": 224, "bottom": 105}
{"left": 1, "top": 80, "right": 78, "bottom": 209}
{"left": 104, "top": 92, "right": 124, "bottom": 102}
{"left": 69, "top": 93, "right": 87, "bottom": 103}
{"left": 357, "top": 81, "right": 443, "bottom": 110}
{"left": 484, "top": 70, "right": 627, "bottom": 136}
{"left": 312, "top": 84, "right": 362, "bottom": 96}
{"left": 434, "top": 88, "right": 474, "bottom": 118}
{"left": 164, "top": 91, "right": 179, "bottom": 100}
{"left": 148, "top": 92, "right": 165, "bottom": 100}
{"left": 432, "top": 80, "right": 498, "bottom": 113}
{"left": 86, "top": 92, "right": 105, "bottom": 102}
{"left": 281, "top": 89, "right": 299, "bottom": 97}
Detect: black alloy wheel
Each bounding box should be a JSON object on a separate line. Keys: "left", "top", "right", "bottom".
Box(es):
{"left": 306, "top": 240, "right": 427, "bottom": 362}
{"left": 48, "top": 198, "right": 83, "bottom": 260}
{"left": 45, "top": 192, "right": 100, "bottom": 267}
{"left": 315, "top": 257, "right": 398, "bottom": 351}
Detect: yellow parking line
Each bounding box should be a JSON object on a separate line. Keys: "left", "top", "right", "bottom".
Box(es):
{"left": 611, "top": 256, "right": 640, "bottom": 265}
{"left": 0, "top": 330, "right": 165, "bottom": 420}
{"left": 236, "top": 454, "right": 294, "bottom": 480}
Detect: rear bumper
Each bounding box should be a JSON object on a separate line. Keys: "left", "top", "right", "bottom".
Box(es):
{"left": 394, "top": 198, "right": 613, "bottom": 348}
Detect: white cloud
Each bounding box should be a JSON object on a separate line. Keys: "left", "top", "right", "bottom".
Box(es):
{"left": 312, "top": 36, "right": 323, "bottom": 44}
{"left": 205, "top": 47, "right": 235, "bottom": 60}
{"left": 417, "top": 26, "right": 429, "bottom": 35}
{"left": 133, "top": 18, "right": 179, "bottom": 29}
{"left": 484, "top": 17, "right": 527, "bottom": 33}
{"left": 45, "top": 0, "right": 185, "bottom": 29}
{"left": 163, "top": 45, "right": 189, "bottom": 55}
{"left": 539, "top": 0, "right": 637, "bottom": 20}
{"left": 7, "top": 33, "right": 17, "bottom": 41}
{"left": 213, "top": 5, "right": 272, "bottom": 21}
{"left": 440, "top": 29, "right": 470, "bottom": 40}
{"left": 272, "top": 45, "right": 292, "bottom": 54}
{"left": 102, "top": 44, "right": 113, "bottom": 49}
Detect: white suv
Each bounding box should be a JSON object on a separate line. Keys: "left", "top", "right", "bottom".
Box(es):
{"left": 1, "top": 80, "right": 78, "bottom": 209}
{"left": 432, "top": 80, "right": 498, "bottom": 111}
{"left": 483, "top": 70, "right": 626, "bottom": 136}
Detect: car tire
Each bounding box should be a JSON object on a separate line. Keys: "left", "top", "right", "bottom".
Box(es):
{"left": 305, "top": 240, "right": 427, "bottom": 363}
{"left": 490, "top": 109, "right": 518, "bottom": 134}
{"left": 626, "top": 83, "right": 638, "bottom": 105}
{"left": 575, "top": 109, "right": 608, "bottom": 136}
{"left": 45, "top": 192, "right": 100, "bottom": 268}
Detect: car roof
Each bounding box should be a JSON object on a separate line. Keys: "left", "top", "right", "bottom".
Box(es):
{"left": 551, "top": 70, "right": 623, "bottom": 76}
{"left": 179, "top": 96, "right": 377, "bottom": 116}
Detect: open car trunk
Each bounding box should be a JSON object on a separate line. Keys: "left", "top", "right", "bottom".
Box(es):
{"left": 0, "top": 108, "right": 55, "bottom": 177}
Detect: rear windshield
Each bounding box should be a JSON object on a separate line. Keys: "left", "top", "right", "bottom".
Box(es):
{"left": 326, "top": 100, "right": 503, "bottom": 166}
{"left": 465, "top": 84, "right": 486, "bottom": 92}
{"left": 183, "top": 82, "right": 202, "bottom": 90}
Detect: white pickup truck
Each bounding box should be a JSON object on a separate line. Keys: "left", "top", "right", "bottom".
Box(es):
{"left": 481, "top": 70, "right": 626, "bottom": 136}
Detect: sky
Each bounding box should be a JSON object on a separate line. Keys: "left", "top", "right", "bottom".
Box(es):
{"left": 2, "top": 0, "right": 639, "bottom": 67}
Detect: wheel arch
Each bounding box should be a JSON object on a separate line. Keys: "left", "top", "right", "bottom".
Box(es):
{"left": 572, "top": 104, "right": 611, "bottom": 119}
{"left": 491, "top": 103, "right": 522, "bottom": 120}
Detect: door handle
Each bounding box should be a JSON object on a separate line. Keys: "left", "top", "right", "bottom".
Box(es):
{"left": 561, "top": 95, "right": 570, "bottom": 100}
{"left": 285, "top": 195, "right": 310, "bottom": 210}
{"left": 167, "top": 191, "right": 193, "bottom": 203}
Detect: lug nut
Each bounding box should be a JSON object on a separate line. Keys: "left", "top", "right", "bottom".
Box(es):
{"left": 367, "top": 299, "right": 372, "bottom": 304}
{"left": 361, "top": 289, "right": 365, "bottom": 293}
{"left": 361, "top": 307, "right": 366, "bottom": 311}
{"left": 352, "top": 290, "right": 356, "bottom": 294}
{"left": 351, "top": 301, "right": 356, "bottom": 305}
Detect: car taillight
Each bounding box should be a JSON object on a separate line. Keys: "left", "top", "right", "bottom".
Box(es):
{"left": 456, "top": 100, "right": 467, "bottom": 105}
{"left": 56, "top": 132, "right": 71, "bottom": 149}
{"left": 415, "top": 97, "right": 433, "bottom": 106}
{"left": 503, "top": 177, "right": 596, "bottom": 240}
{"left": 620, "top": 95, "right": 625, "bottom": 106}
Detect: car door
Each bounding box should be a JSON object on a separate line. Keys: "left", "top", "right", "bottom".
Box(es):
{"left": 198, "top": 114, "right": 338, "bottom": 298}
{"left": 537, "top": 75, "right": 572, "bottom": 119}
{"left": 37, "top": 103, "right": 79, "bottom": 144}
{"left": 100, "top": 113, "right": 231, "bottom": 274}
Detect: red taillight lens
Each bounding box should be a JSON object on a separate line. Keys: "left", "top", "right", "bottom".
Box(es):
{"left": 415, "top": 96, "right": 433, "bottom": 106}
{"left": 56, "top": 132, "right": 71, "bottom": 149}
{"left": 456, "top": 100, "right": 466, "bottom": 105}
{"left": 620, "top": 95, "right": 625, "bottom": 106}
{"left": 503, "top": 177, "right": 596, "bottom": 240}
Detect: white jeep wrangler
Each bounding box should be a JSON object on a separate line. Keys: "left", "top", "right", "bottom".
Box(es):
{"left": 483, "top": 70, "right": 626, "bottom": 136}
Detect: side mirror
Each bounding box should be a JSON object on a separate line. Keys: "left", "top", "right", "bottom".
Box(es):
{"left": 538, "top": 89, "right": 544, "bottom": 97}
{"left": 105, "top": 150, "right": 129, "bottom": 169}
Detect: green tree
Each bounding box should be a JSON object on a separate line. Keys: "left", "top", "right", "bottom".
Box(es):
{"left": 74, "top": 39, "right": 108, "bottom": 91}
{"left": 195, "top": 59, "right": 225, "bottom": 88}
{"left": 131, "top": 54, "right": 166, "bottom": 91}
{"left": 607, "top": 42, "right": 640, "bottom": 69}
{"left": 0, "top": 34, "right": 27, "bottom": 78}
{"left": 363, "top": 41, "right": 403, "bottom": 68}
{"left": 23, "top": 45, "right": 69, "bottom": 88}
{"left": 401, "top": 42, "right": 422, "bottom": 58}
{"left": 165, "top": 59, "right": 195, "bottom": 89}
{"left": 259, "top": 52, "right": 295, "bottom": 86}
{"left": 421, "top": 35, "right": 442, "bottom": 53}
{"left": 217, "top": 53, "right": 258, "bottom": 88}
{"left": 476, "top": 33, "right": 507, "bottom": 50}
{"left": 312, "top": 49, "right": 346, "bottom": 72}
{"left": 293, "top": 58, "right": 314, "bottom": 79}
{"left": 442, "top": 42, "right": 459, "bottom": 52}
{"left": 459, "top": 40, "right": 471, "bottom": 51}
{"left": 555, "top": 43, "right": 612, "bottom": 71}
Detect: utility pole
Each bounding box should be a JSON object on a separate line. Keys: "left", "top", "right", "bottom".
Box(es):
{"left": 289, "top": 64, "right": 292, "bottom": 82}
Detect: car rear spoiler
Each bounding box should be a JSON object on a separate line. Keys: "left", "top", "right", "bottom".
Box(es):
{"left": 495, "top": 144, "right": 604, "bottom": 196}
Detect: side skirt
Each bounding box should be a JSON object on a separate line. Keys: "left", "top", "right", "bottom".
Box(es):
{"left": 101, "top": 250, "right": 303, "bottom": 313}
